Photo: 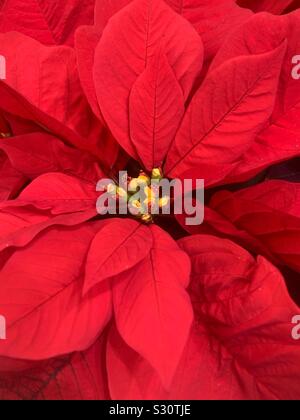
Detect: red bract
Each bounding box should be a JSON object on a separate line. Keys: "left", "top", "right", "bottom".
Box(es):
{"left": 111, "top": 225, "right": 192, "bottom": 389}
{"left": 165, "top": 0, "right": 253, "bottom": 62}
{"left": 0, "top": 31, "right": 119, "bottom": 170}
{"left": 0, "top": 152, "right": 25, "bottom": 201}
{"left": 237, "top": 0, "right": 299, "bottom": 15}
{"left": 210, "top": 11, "right": 300, "bottom": 185}
{"left": 209, "top": 181, "right": 300, "bottom": 273}
{"left": 0, "top": 133, "right": 104, "bottom": 183}
{"left": 0, "top": 334, "right": 109, "bottom": 400}
{"left": 0, "top": 32, "right": 102, "bottom": 150}
{"left": 0, "top": 115, "right": 25, "bottom": 200}
{"left": 0, "top": 223, "right": 112, "bottom": 361}
{"left": 0, "top": 0, "right": 300, "bottom": 401}
{"left": 0, "top": 0, "right": 96, "bottom": 46}
{"left": 93, "top": 0, "right": 204, "bottom": 161}
{"left": 164, "top": 42, "right": 286, "bottom": 178}
{"left": 108, "top": 236, "right": 300, "bottom": 400}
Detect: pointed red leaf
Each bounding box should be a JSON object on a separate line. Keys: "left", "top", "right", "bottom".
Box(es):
{"left": 0, "top": 152, "right": 26, "bottom": 202}
{"left": 94, "top": 0, "right": 203, "bottom": 159}
{"left": 176, "top": 205, "right": 274, "bottom": 261}
{"left": 74, "top": 25, "right": 126, "bottom": 171}
{"left": 0, "top": 81, "right": 89, "bottom": 155}
{"left": 0, "top": 0, "right": 95, "bottom": 46}
{"left": 237, "top": 0, "right": 294, "bottom": 14}
{"left": 17, "top": 173, "right": 98, "bottom": 214}
{"left": 0, "top": 133, "right": 104, "bottom": 184}
{"left": 165, "top": 42, "right": 286, "bottom": 178}
{"left": 75, "top": 0, "right": 135, "bottom": 122}
{"left": 211, "top": 13, "right": 286, "bottom": 70}
{"left": 0, "top": 334, "right": 110, "bottom": 400}
{"left": 0, "top": 32, "right": 90, "bottom": 135}
{"left": 285, "top": 1, "right": 300, "bottom": 13}
{"left": 222, "top": 124, "right": 300, "bottom": 186}
{"left": 76, "top": 0, "right": 136, "bottom": 122}
{"left": 210, "top": 180, "right": 300, "bottom": 273}
{"left": 84, "top": 219, "right": 153, "bottom": 294}
{"left": 0, "top": 223, "right": 112, "bottom": 361}
{"left": 210, "top": 12, "right": 300, "bottom": 184}
{"left": 0, "top": 173, "right": 99, "bottom": 252}
{"left": 107, "top": 235, "right": 300, "bottom": 400}
{"left": 94, "top": 0, "right": 132, "bottom": 32}
{"left": 0, "top": 207, "right": 97, "bottom": 255}
{"left": 112, "top": 224, "right": 192, "bottom": 388}
{"left": 75, "top": 26, "right": 104, "bottom": 123}
{"left": 166, "top": 0, "right": 253, "bottom": 62}
{"left": 129, "top": 49, "right": 184, "bottom": 170}
{"left": 0, "top": 32, "right": 103, "bottom": 158}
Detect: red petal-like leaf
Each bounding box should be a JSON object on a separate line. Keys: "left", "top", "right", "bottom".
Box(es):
{"left": 0, "top": 333, "right": 110, "bottom": 400}
{"left": 0, "top": 81, "right": 88, "bottom": 155}
{"left": 0, "top": 133, "right": 104, "bottom": 184}
{"left": 112, "top": 224, "right": 192, "bottom": 388}
{"left": 17, "top": 173, "right": 98, "bottom": 214}
{"left": 210, "top": 180, "right": 300, "bottom": 272}
{"left": 75, "top": 26, "right": 104, "bottom": 122}
{"left": 237, "top": 0, "right": 294, "bottom": 14}
{"left": 285, "top": 1, "right": 300, "bottom": 13}
{"left": 76, "top": 0, "right": 135, "bottom": 122}
{"left": 84, "top": 219, "right": 153, "bottom": 294}
{"left": 223, "top": 125, "right": 300, "bottom": 186}
{"left": 75, "top": 24, "right": 124, "bottom": 172}
{"left": 92, "top": 0, "right": 251, "bottom": 66}
{"left": 176, "top": 205, "right": 274, "bottom": 261}
{"left": 0, "top": 223, "right": 112, "bottom": 361}
{"left": 0, "top": 173, "right": 99, "bottom": 252}
{"left": 94, "top": 0, "right": 132, "bottom": 32}
{"left": 0, "top": 207, "right": 97, "bottom": 255}
{"left": 166, "top": 0, "right": 253, "bottom": 62}
{"left": 0, "top": 152, "right": 26, "bottom": 202}
{"left": 129, "top": 49, "right": 184, "bottom": 170}
{"left": 0, "top": 32, "right": 103, "bottom": 158}
{"left": 0, "top": 0, "right": 95, "bottom": 46}
{"left": 211, "top": 12, "right": 300, "bottom": 184}
{"left": 165, "top": 42, "right": 286, "bottom": 178}
{"left": 107, "top": 235, "right": 300, "bottom": 400}
{"left": 94, "top": 0, "right": 203, "bottom": 159}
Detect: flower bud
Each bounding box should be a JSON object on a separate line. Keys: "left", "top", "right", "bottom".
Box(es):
{"left": 151, "top": 168, "right": 163, "bottom": 180}
{"left": 141, "top": 214, "right": 153, "bottom": 224}
{"left": 116, "top": 186, "right": 128, "bottom": 201}
{"left": 128, "top": 174, "right": 150, "bottom": 192}
{"left": 159, "top": 196, "right": 170, "bottom": 208}
{"left": 0, "top": 132, "right": 10, "bottom": 138}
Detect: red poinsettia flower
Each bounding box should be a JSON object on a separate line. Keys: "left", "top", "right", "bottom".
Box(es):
{"left": 0, "top": 0, "right": 300, "bottom": 400}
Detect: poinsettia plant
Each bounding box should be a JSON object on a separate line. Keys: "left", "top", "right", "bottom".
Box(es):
{"left": 0, "top": 0, "right": 300, "bottom": 400}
